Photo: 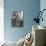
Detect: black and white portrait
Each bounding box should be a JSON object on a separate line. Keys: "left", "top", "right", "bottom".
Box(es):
{"left": 11, "top": 11, "right": 24, "bottom": 27}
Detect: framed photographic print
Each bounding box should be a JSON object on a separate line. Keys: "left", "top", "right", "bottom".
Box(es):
{"left": 11, "top": 11, "right": 24, "bottom": 27}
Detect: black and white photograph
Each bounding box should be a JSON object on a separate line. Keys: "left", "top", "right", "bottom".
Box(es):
{"left": 11, "top": 11, "right": 24, "bottom": 27}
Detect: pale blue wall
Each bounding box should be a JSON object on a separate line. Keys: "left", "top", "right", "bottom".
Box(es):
{"left": 4, "top": 0, "right": 40, "bottom": 42}
{"left": 40, "top": 0, "right": 46, "bottom": 27}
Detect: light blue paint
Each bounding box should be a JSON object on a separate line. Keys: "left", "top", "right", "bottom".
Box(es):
{"left": 40, "top": 0, "right": 46, "bottom": 27}
{"left": 4, "top": 0, "right": 40, "bottom": 42}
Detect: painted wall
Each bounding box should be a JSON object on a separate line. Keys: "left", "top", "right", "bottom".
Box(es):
{"left": 40, "top": 0, "right": 46, "bottom": 27}
{"left": 0, "top": 0, "right": 4, "bottom": 42}
{"left": 4, "top": 0, "right": 40, "bottom": 42}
